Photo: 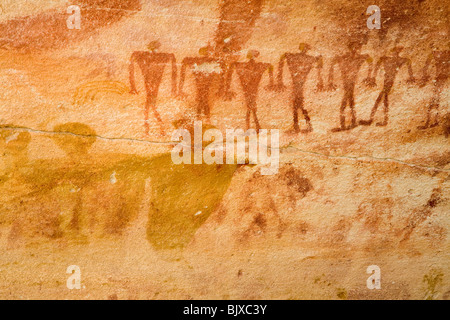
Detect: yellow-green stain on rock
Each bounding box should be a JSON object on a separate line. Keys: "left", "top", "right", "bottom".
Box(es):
{"left": 143, "top": 154, "right": 237, "bottom": 250}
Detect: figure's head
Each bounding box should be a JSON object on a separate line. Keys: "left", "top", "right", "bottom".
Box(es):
{"left": 147, "top": 40, "right": 161, "bottom": 52}
{"left": 247, "top": 50, "right": 260, "bottom": 60}
{"left": 299, "top": 43, "right": 311, "bottom": 53}
{"left": 199, "top": 45, "right": 214, "bottom": 57}
{"left": 52, "top": 123, "right": 96, "bottom": 156}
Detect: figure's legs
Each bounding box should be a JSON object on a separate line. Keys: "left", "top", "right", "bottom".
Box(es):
{"left": 252, "top": 108, "right": 260, "bottom": 132}
{"left": 300, "top": 107, "right": 312, "bottom": 132}
{"left": 360, "top": 91, "right": 383, "bottom": 126}
{"left": 348, "top": 90, "right": 356, "bottom": 129}
{"left": 145, "top": 93, "right": 165, "bottom": 135}
{"left": 294, "top": 95, "right": 312, "bottom": 133}
{"left": 196, "top": 94, "right": 203, "bottom": 118}
{"left": 340, "top": 94, "right": 348, "bottom": 129}
{"left": 246, "top": 99, "right": 260, "bottom": 131}
{"left": 203, "top": 100, "right": 211, "bottom": 122}
{"left": 331, "top": 94, "right": 348, "bottom": 132}
{"left": 195, "top": 86, "right": 204, "bottom": 117}
{"left": 197, "top": 85, "right": 211, "bottom": 122}
{"left": 333, "top": 88, "right": 356, "bottom": 131}
{"left": 196, "top": 102, "right": 202, "bottom": 117}
{"left": 376, "top": 91, "right": 389, "bottom": 126}
{"left": 293, "top": 97, "right": 300, "bottom": 132}
{"left": 217, "top": 63, "right": 229, "bottom": 98}
{"left": 144, "top": 97, "right": 150, "bottom": 135}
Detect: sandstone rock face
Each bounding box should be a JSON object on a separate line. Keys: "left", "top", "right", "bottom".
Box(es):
{"left": 0, "top": 0, "right": 448, "bottom": 300}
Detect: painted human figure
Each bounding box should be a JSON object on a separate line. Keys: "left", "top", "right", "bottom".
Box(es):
{"left": 359, "top": 46, "right": 415, "bottom": 127}
{"left": 129, "top": 41, "right": 177, "bottom": 135}
{"left": 328, "top": 42, "right": 373, "bottom": 132}
{"left": 179, "top": 46, "right": 222, "bottom": 121}
{"left": 225, "top": 50, "right": 275, "bottom": 131}
{"left": 277, "top": 43, "right": 324, "bottom": 133}
{"left": 418, "top": 48, "right": 449, "bottom": 129}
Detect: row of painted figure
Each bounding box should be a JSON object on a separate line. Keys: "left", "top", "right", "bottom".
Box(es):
{"left": 128, "top": 41, "right": 449, "bottom": 135}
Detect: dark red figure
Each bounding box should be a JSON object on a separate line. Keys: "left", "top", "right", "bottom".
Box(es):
{"left": 359, "top": 46, "right": 415, "bottom": 127}
{"left": 277, "top": 43, "right": 324, "bottom": 133}
{"left": 225, "top": 50, "right": 275, "bottom": 131}
{"left": 129, "top": 41, "right": 177, "bottom": 136}
{"left": 179, "top": 46, "right": 222, "bottom": 121}
{"left": 328, "top": 42, "right": 373, "bottom": 132}
{"left": 418, "top": 48, "right": 449, "bottom": 129}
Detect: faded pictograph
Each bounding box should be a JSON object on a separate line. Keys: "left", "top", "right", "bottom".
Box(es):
{"left": 418, "top": 48, "right": 450, "bottom": 129}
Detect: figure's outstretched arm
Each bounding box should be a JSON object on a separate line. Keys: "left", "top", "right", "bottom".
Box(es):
{"left": 169, "top": 53, "right": 177, "bottom": 96}
{"left": 316, "top": 55, "right": 324, "bottom": 91}
{"left": 277, "top": 53, "right": 287, "bottom": 90}
{"left": 129, "top": 52, "right": 140, "bottom": 94}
